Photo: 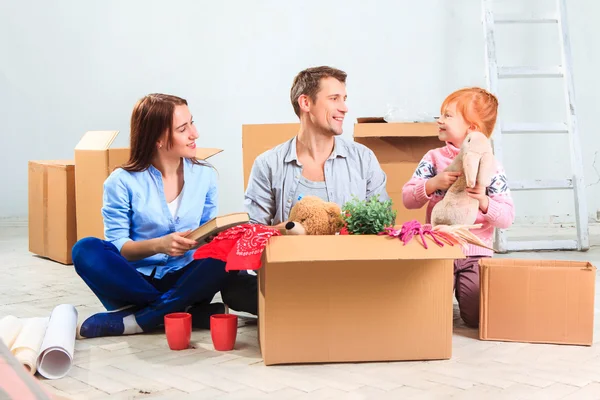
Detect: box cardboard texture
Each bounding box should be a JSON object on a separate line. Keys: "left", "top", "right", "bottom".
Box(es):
{"left": 259, "top": 235, "right": 463, "bottom": 365}
{"left": 479, "top": 258, "right": 596, "bottom": 346}
{"left": 74, "top": 131, "right": 223, "bottom": 241}
{"left": 241, "top": 122, "right": 464, "bottom": 365}
{"left": 28, "top": 160, "right": 77, "bottom": 264}
{"left": 354, "top": 118, "right": 440, "bottom": 223}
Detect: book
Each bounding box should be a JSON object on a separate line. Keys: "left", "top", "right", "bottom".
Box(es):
{"left": 185, "top": 212, "right": 250, "bottom": 243}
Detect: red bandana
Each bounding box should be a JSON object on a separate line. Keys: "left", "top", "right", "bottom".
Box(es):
{"left": 192, "top": 223, "right": 281, "bottom": 271}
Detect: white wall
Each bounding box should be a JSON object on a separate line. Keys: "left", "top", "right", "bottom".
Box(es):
{"left": 1, "top": 0, "right": 599, "bottom": 225}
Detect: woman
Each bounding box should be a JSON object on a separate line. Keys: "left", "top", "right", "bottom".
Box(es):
{"left": 72, "top": 93, "right": 255, "bottom": 338}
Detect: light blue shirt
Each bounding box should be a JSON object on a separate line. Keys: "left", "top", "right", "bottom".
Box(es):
{"left": 244, "top": 136, "right": 390, "bottom": 226}
{"left": 102, "top": 158, "right": 218, "bottom": 279}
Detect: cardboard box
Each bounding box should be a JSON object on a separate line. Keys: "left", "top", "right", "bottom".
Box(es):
{"left": 74, "top": 131, "right": 223, "bottom": 241}
{"left": 28, "top": 160, "right": 77, "bottom": 264}
{"left": 242, "top": 123, "right": 299, "bottom": 190}
{"left": 354, "top": 118, "right": 441, "bottom": 223}
{"left": 258, "top": 235, "right": 464, "bottom": 365}
{"left": 479, "top": 258, "right": 596, "bottom": 346}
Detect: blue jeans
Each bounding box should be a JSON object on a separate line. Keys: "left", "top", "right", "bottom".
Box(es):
{"left": 72, "top": 237, "right": 257, "bottom": 331}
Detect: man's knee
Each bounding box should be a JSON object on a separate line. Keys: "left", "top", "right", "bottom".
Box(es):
{"left": 221, "top": 273, "right": 258, "bottom": 315}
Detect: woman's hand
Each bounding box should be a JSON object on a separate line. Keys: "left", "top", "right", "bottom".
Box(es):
{"left": 466, "top": 184, "right": 490, "bottom": 213}
{"left": 158, "top": 230, "right": 198, "bottom": 257}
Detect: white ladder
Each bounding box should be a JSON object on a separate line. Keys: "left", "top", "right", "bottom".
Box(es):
{"left": 481, "top": 0, "right": 589, "bottom": 253}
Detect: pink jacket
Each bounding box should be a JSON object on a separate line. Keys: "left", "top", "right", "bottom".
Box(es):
{"left": 402, "top": 142, "right": 515, "bottom": 257}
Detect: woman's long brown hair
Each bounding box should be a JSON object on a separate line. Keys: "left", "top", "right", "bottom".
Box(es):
{"left": 121, "top": 93, "right": 205, "bottom": 172}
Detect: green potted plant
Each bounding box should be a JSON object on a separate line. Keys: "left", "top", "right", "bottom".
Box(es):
{"left": 341, "top": 194, "right": 397, "bottom": 235}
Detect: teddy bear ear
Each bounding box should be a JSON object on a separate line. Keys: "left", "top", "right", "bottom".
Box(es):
{"left": 325, "top": 203, "right": 341, "bottom": 215}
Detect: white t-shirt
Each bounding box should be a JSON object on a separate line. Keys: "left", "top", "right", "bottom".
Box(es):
{"left": 167, "top": 189, "right": 183, "bottom": 219}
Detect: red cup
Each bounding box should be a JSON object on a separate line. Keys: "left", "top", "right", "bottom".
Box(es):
{"left": 164, "top": 312, "right": 192, "bottom": 350}
{"left": 210, "top": 314, "right": 238, "bottom": 351}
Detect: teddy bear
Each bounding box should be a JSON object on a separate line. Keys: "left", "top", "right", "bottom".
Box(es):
{"left": 284, "top": 195, "right": 345, "bottom": 235}
{"left": 431, "top": 130, "right": 495, "bottom": 226}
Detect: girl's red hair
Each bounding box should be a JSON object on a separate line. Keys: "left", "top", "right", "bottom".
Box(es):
{"left": 441, "top": 87, "right": 499, "bottom": 138}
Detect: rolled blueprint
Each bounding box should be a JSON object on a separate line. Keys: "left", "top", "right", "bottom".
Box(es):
{"left": 36, "top": 304, "right": 78, "bottom": 380}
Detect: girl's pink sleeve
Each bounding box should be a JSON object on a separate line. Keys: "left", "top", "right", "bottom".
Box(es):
{"left": 402, "top": 151, "right": 436, "bottom": 209}
{"left": 481, "top": 165, "right": 515, "bottom": 229}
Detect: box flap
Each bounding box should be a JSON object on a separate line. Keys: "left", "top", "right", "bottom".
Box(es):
{"left": 195, "top": 148, "right": 223, "bottom": 160}
{"left": 75, "top": 131, "right": 119, "bottom": 151}
{"left": 265, "top": 235, "right": 464, "bottom": 263}
{"left": 354, "top": 119, "right": 438, "bottom": 138}
{"left": 479, "top": 258, "right": 596, "bottom": 271}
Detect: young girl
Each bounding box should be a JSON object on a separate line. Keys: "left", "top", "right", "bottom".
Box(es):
{"left": 72, "top": 93, "right": 256, "bottom": 338}
{"left": 402, "top": 87, "right": 515, "bottom": 328}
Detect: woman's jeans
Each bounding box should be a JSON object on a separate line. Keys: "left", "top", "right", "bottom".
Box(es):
{"left": 72, "top": 237, "right": 257, "bottom": 331}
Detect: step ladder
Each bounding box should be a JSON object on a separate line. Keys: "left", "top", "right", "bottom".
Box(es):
{"left": 481, "top": 0, "right": 589, "bottom": 252}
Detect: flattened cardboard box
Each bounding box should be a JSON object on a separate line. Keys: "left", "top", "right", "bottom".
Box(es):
{"left": 242, "top": 120, "right": 440, "bottom": 223}
{"left": 479, "top": 258, "right": 596, "bottom": 346}
{"left": 74, "top": 131, "right": 223, "bottom": 241}
{"left": 28, "top": 160, "right": 77, "bottom": 264}
{"left": 258, "top": 235, "right": 464, "bottom": 365}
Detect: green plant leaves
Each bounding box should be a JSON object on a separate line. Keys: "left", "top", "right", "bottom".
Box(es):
{"left": 341, "top": 194, "right": 397, "bottom": 235}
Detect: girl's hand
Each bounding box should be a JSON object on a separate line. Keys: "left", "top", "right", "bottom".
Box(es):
{"left": 466, "top": 185, "right": 490, "bottom": 213}
{"left": 426, "top": 171, "right": 462, "bottom": 195}
{"left": 158, "top": 230, "right": 197, "bottom": 257}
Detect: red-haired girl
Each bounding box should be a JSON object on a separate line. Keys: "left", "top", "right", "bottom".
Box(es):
{"left": 402, "top": 87, "right": 515, "bottom": 328}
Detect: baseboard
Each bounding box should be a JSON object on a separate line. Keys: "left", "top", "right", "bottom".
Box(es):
{"left": 0, "top": 217, "right": 27, "bottom": 227}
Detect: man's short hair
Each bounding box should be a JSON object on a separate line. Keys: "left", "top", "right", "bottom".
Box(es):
{"left": 290, "top": 66, "right": 347, "bottom": 118}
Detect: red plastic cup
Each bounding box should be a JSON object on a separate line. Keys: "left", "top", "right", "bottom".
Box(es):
{"left": 164, "top": 312, "right": 192, "bottom": 350}
{"left": 210, "top": 314, "right": 238, "bottom": 351}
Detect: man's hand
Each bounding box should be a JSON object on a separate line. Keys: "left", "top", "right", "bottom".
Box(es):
{"left": 466, "top": 184, "right": 490, "bottom": 213}
{"left": 158, "top": 230, "right": 198, "bottom": 257}
{"left": 426, "top": 171, "right": 462, "bottom": 195}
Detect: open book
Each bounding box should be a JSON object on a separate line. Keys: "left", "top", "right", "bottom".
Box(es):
{"left": 185, "top": 212, "right": 250, "bottom": 243}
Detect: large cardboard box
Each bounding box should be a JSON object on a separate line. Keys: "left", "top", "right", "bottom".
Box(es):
{"left": 479, "top": 258, "right": 596, "bottom": 346}
{"left": 28, "top": 160, "right": 77, "bottom": 264}
{"left": 258, "top": 235, "right": 464, "bottom": 365}
{"left": 74, "top": 131, "right": 223, "bottom": 241}
{"left": 354, "top": 118, "right": 441, "bottom": 223}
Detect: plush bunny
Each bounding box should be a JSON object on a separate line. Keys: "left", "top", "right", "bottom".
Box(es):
{"left": 431, "top": 131, "right": 495, "bottom": 226}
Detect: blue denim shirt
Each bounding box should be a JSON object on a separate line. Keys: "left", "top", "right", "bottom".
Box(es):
{"left": 102, "top": 158, "right": 218, "bottom": 279}
{"left": 244, "top": 136, "right": 390, "bottom": 225}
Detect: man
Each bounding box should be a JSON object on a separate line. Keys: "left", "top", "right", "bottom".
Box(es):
{"left": 221, "top": 66, "right": 390, "bottom": 316}
{"left": 244, "top": 65, "right": 390, "bottom": 227}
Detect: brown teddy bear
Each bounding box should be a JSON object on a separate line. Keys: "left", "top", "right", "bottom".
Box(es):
{"left": 284, "top": 195, "right": 345, "bottom": 235}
